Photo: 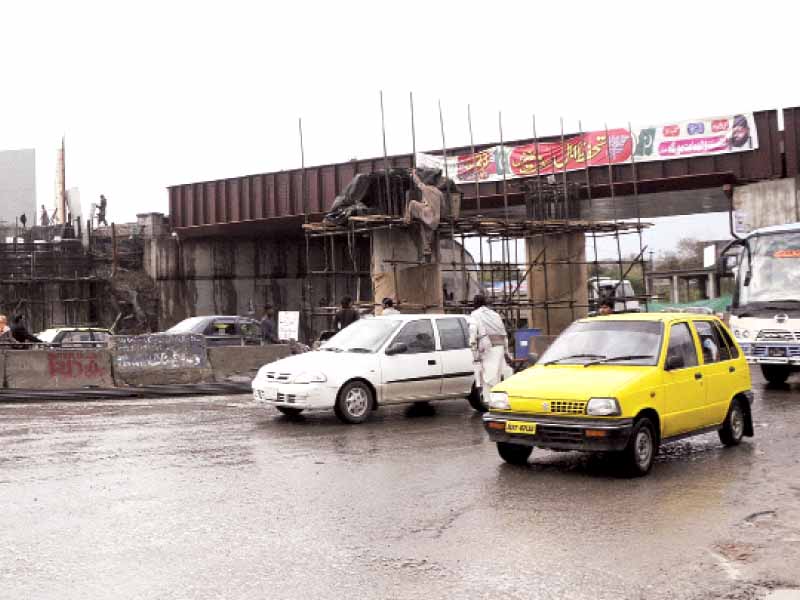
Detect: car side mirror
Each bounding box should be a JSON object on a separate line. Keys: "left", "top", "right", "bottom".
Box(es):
{"left": 528, "top": 351, "right": 539, "bottom": 365}
{"left": 666, "top": 354, "right": 685, "bottom": 371}
{"left": 386, "top": 342, "right": 408, "bottom": 356}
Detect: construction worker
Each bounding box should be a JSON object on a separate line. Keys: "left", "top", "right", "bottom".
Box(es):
{"left": 333, "top": 296, "right": 360, "bottom": 330}
{"left": 98, "top": 195, "right": 109, "bottom": 226}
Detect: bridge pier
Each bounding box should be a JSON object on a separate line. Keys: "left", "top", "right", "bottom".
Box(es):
{"left": 526, "top": 233, "right": 588, "bottom": 336}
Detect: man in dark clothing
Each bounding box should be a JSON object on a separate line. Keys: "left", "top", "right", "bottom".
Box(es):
{"left": 261, "top": 304, "right": 280, "bottom": 344}
{"left": 98, "top": 195, "right": 109, "bottom": 226}
{"left": 10, "top": 315, "right": 42, "bottom": 346}
{"left": 19, "top": 213, "right": 27, "bottom": 229}
{"left": 333, "top": 296, "right": 360, "bottom": 331}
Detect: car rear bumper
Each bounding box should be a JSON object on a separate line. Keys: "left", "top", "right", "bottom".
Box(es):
{"left": 483, "top": 412, "right": 635, "bottom": 452}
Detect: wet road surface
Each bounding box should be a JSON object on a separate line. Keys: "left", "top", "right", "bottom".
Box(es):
{"left": 2, "top": 373, "right": 799, "bottom": 600}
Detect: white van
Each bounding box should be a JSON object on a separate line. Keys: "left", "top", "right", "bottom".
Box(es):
{"left": 588, "top": 277, "right": 640, "bottom": 313}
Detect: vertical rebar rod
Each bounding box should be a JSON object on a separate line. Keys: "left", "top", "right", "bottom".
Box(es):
{"left": 560, "top": 117, "right": 576, "bottom": 321}
{"left": 468, "top": 104, "right": 481, "bottom": 214}
{"left": 532, "top": 115, "right": 551, "bottom": 335}
{"left": 438, "top": 100, "right": 450, "bottom": 184}
{"left": 560, "top": 117, "right": 568, "bottom": 220}
{"left": 579, "top": 120, "right": 602, "bottom": 303}
{"left": 498, "top": 111, "right": 510, "bottom": 222}
{"left": 409, "top": 91, "right": 417, "bottom": 214}
{"left": 604, "top": 123, "right": 625, "bottom": 288}
{"left": 380, "top": 91, "right": 393, "bottom": 216}
{"left": 409, "top": 92, "right": 417, "bottom": 168}
{"left": 300, "top": 117, "right": 311, "bottom": 340}
{"left": 628, "top": 121, "right": 647, "bottom": 311}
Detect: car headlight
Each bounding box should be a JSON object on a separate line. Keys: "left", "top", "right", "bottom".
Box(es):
{"left": 489, "top": 392, "right": 510, "bottom": 410}
{"left": 742, "top": 330, "right": 750, "bottom": 338}
{"left": 586, "top": 397, "right": 621, "bottom": 416}
{"left": 292, "top": 372, "right": 327, "bottom": 384}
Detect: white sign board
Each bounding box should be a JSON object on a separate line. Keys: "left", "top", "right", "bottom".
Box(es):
{"left": 278, "top": 311, "right": 300, "bottom": 341}
{"left": 703, "top": 245, "right": 716, "bottom": 268}
{"left": 734, "top": 210, "right": 749, "bottom": 234}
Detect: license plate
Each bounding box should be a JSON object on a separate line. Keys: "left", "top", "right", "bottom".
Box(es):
{"left": 505, "top": 421, "right": 537, "bottom": 435}
{"left": 260, "top": 387, "right": 277, "bottom": 401}
{"left": 768, "top": 347, "right": 787, "bottom": 357}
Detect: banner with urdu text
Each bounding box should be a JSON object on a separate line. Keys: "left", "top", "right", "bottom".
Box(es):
{"left": 416, "top": 113, "right": 758, "bottom": 184}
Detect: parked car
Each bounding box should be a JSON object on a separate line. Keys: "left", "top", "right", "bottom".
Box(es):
{"left": 252, "top": 314, "right": 486, "bottom": 423}
{"left": 36, "top": 327, "right": 112, "bottom": 348}
{"left": 483, "top": 313, "right": 753, "bottom": 476}
{"left": 165, "top": 316, "right": 262, "bottom": 346}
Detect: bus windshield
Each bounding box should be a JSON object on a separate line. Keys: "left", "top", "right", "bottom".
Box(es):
{"left": 738, "top": 231, "right": 800, "bottom": 306}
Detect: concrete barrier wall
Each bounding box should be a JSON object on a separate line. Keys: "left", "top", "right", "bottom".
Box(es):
{"left": 207, "top": 345, "right": 291, "bottom": 382}
{"left": 5, "top": 349, "right": 115, "bottom": 390}
{"left": 111, "top": 334, "right": 213, "bottom": 386}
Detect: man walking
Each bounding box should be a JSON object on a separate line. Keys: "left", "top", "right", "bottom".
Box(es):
{"left": 10, "top": 315, "right": 42, "bottom": 346}
{"left": 261, "top": 304, "right": 279, "bottom": 344}
{"left": 381, "top": 298, "right": 399, "bottom": 315}
{"left": 469, "top": 294, "right": 510, "bottom": 409}
{"left": 333, "top": 296, "right": 360, "bottom": 331}
{"left": 40, "top": 205, "right": 50, "bottom": 227}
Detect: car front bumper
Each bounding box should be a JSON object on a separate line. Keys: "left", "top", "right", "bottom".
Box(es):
{"left": 483, "top": 412, "right": 635, "bottom": 452}
{"left": 251, "top": 381, "right": 336, "bottom": 410}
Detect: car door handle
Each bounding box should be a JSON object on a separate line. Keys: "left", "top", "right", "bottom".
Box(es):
{"left": 694, "top": 372, "right": 703, "bottom": 380}
{"left": 729, "top": 366, "right": 736, "bottom": 373}
{"left": 428, "top": 360, "right": 437, "bottom": 366}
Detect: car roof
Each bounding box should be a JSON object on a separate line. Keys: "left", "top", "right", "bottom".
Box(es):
{"left": 748, "top": 222, "right": 800, "bottom": 236}
{"left": 372, "top": 313, "right": 467, "bottom": 321}
{"left": 579, "top": 312, "right": 720, "bottom": 324}
{"left": 42, "top": 327, "right": 110, "bottom": 332}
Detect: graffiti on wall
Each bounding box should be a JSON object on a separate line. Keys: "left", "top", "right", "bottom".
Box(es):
{"left": 47, "top": 352, "right": 107, "bottom": 380}
{"left": 111, "top": 334, "right": 209, "bottom": 371}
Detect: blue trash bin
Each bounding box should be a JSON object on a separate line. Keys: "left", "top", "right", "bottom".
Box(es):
{"left": 514, "top": 328, "right": 542, "bottom": 361}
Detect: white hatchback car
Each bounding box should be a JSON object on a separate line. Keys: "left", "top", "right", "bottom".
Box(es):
{"left": 252, "top": 314, "right": 488, "bottom": 423}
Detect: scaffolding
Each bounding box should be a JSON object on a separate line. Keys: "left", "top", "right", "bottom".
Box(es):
{"left": 299, "top": 98, "right": 652, "bottom": 343}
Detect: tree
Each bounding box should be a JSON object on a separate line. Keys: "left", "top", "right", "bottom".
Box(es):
{"left": 655, "top": 238, "right": 704, "bottom": 271}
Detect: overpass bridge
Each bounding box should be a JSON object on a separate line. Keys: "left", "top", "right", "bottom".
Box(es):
{"left": 168, "top": 107, "right": 800, "bottom": 237}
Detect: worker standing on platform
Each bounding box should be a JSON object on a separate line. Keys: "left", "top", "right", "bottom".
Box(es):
{"left": 469, "top": 294, "right": 510, "bottom": 408}
{"left": 98, "top": 195, "right": 109, "bottom": 226}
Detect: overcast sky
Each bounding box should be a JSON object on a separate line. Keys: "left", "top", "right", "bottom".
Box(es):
{"left": 1, "top": 0, "right": 797, "bottom": 252}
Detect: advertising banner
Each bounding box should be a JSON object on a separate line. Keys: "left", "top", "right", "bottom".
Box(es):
{"left": 416, "top": 113, "right": 758, "bottom": 185}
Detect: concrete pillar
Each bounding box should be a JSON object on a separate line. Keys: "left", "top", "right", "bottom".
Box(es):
{"left": 706, "top": 273, "right": 716, "bottom": 299}
{"left": 672, "top": 275, "right": 680, "bottom": 304}
{"left": 526, "top": 233, "right": 587, "bottom": 336}
{"left": 371, "top": 229, "right": 443, "bottom": 313}
{"left": 732, "top": 177, "right": 800, "bottom": 233}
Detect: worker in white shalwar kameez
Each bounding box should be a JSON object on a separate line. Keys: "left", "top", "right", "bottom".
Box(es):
{"left": 469, "top": 294, "right": 511, "bottom": 407}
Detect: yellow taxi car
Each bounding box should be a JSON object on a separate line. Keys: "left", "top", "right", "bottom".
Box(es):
{"left": 483, "top": 313, "right": 753, "bottom": 476}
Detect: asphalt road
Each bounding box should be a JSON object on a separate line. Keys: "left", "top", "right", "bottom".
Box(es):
{"left": 2, "top": 373, "right": 799, "bottom": 600}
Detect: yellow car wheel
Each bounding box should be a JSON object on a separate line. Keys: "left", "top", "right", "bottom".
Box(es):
{"left": 497, "top": 442, "right": 533, "bottom": 465}
{"left": 621, "top": 418, "right": 656, "bottom": 477}
{"left": 719, "top": 399, "right": 745, "bottom": 447}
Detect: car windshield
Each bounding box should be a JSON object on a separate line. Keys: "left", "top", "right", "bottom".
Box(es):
{"left": 165, "top": 317, "right": 208, "bottom": 334}
{"left": 322, "top": 318, "right": 402, "bottom": 353}
{"left": 539, "top": 320, "right": 663, "bottom": 366}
